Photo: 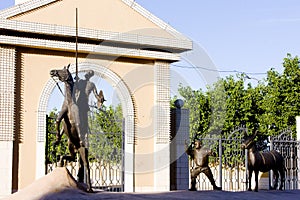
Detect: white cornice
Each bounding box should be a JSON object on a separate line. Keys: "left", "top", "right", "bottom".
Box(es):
{"left": 0, "top": 0, "right": 192, "bottom": 51}
{"left": 0, "top": 0, "right": 58, "bottom": 19}
{"left": 0, "top": 35, "right": 181, "bottom": 61}
{"left": 0, "top": 19, "right": 192, "bottom": 52}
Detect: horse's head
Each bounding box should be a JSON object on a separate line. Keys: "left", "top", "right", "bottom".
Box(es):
{"left": 97, "top": 90, "right": 106, "bottom": 108}
{"left": 241, "top": 130, "right": 258, "bottom": 150}
{"left": 50, "top": 64, "right": 73, "bottom": 83}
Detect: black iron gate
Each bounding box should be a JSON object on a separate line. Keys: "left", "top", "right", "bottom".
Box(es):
{"left": 195, "top": 126, "right": 247, "bottom": 191}
{"left": 194, "top": 127, "right": 300, "bottom": 191}
{"left": 45, "top": 114, "right": 124, "bottom": 192}
{"left": 270, "top": 128, "right": 300, "bottom": 190}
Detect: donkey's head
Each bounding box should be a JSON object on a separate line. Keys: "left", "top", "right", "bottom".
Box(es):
{"left": 50, "top": 64, "right": 73, "bottom": 83}
{"left": 241, "top": 130, "right": 258, "bottom": 150}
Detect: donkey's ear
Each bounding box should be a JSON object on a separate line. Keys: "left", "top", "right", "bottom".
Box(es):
{"left": 67, "top": 64, "right": 70, "bottom": 69}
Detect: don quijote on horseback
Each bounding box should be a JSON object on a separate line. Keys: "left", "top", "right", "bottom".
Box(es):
{"left": 50, "top": 64, "right": 93, "bottom": 192}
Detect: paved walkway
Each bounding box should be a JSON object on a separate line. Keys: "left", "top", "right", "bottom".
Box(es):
{"left": 39, "top": 189, "right": 300, "bottom": 200}
{"left": 2, "top": 168, "right": 298, "bottom": 200}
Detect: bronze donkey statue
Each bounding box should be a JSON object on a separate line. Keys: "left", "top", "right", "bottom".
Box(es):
{"left": 50, "top": 64, "right": 92, "bottom": 192}
{"left": 241, "top": 130, "right": 285, "bottom": 192}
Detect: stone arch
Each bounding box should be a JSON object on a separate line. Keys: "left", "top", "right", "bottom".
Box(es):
{"left": 36, "top": 62, "right": 135, "bottom": 191}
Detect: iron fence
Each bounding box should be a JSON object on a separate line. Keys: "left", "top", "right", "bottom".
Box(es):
{"left": 194, "top": 127, "right": 247, "bottom": 191}
{"left": 193, "top": 127, "right": 300, "bottom": 191}
{"left": 46, "top": 112, "right": 300, "bottom": 192}
{"left": 270, "top": 128, "right": 300, "bottom": 190}
{"left": 45, "top": 115, "right": 124, "bottom": 192}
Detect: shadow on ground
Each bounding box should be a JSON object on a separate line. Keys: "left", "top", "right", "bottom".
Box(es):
{"left": 2, "top": 168, "right": 299, "bottom": 200}
{"left": 40, "top": 189, "right": 300, "bottom": 200}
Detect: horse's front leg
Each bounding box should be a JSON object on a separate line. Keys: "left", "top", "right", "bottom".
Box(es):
{"left": 54, "top": 116, "right": 63, "bottom": 145}
{"left": 68, "top": 140, "right": 76, "bottom": 162}
{"left": 54, "top": 107, "right": 67, "bottom": 144}
{"left": 78, "top": 147, "right": 92, "bottom": 192}
{"left": 77, "top": 154, "right": 84, "bottom": 183}
{"left": 71, "top": 105, "right": 85, "bottom": 146}
{"left": 254, "top": 170, "right": 259, "bottom": 192}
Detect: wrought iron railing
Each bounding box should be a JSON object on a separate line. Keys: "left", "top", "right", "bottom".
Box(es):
{"left": 194, "top": 127, "right": 300, "bottom": 191}
{"left": 45, "top": 115, "right": 124, "bottom": 192}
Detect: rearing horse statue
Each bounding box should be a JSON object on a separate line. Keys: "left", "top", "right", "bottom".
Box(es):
{"left": 241, "top": 130, "right": 285, "bottom": 192}
{"left": 50, "top": 64, "right": 92, "bottom": 192}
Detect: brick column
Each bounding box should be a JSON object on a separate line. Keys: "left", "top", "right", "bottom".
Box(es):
{"left": 154, "top": 61, "right": 170, "bottom": 191}
{"left": 0, "top": 45, "right": 16, "bottom": 196}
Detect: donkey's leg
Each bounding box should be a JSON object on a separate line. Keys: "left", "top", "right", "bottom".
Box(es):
{"left": 279, "top": 167, "right": 285, "bottom": 190}
{"left": 248, "top": 168, "right": 253, "bottom": 191}
{"left": 254, "top": 170, "right": 259, "bottom": 192}
{"left": 78, "top": 147, "right": 92, "bottom": 192}
{"left": 273, "top": 170, "right": 279, "bottom": 190}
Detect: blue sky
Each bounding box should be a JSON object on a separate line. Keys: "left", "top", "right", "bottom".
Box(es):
{"left": 1, "top": 0, "right": 300, "bottom": 108}
{"left": 1, "top": 0, "right": 299, "bottom": 79}
{"left": 136, "top": 0, "right": 300, "bottom": 76}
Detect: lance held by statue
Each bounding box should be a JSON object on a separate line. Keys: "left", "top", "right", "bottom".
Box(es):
{"left": 186, "top": 140, "right": 222, "bottom": 191}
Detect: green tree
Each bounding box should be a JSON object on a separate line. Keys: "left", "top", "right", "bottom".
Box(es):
{"left": 46, "top": 109, "right": 68, "bottom": 163}
{"left": 260, "top": 54, "right": 300, "bottom": 137}
{"left": 177, "top": 54, "right": 300, "bottom": 166}
{"left": 178, "top": 85, "right": 211, "bottom": 139}
{"left": 88, "top": 104, "right": 123, "bottom": 163}
{"left": 46, "top": 104, "right": 123, "bottom": 164}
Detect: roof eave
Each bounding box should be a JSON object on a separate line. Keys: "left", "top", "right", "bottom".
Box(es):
{"left": 0, "top": 19, "right": 192, "bottom": 53}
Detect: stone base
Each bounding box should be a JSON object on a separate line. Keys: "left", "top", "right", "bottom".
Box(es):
{"left": 3, "top": 167, "right": 86, "bottom": 200}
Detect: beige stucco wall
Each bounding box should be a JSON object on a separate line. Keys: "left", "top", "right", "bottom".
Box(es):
{"left": 10, "top": 0, "right": 174, "bottom": 39}
{"left": 0, "top": 0, "right": 179, "bottom": 192}
{"left": 107, "top": 59, "right": 157, "bottom": 189}
{"left": 20, "top": 50, "right": 75, "bottom": 187}
{"left": 19, "top": 48, "right": 158, "bottom": 190}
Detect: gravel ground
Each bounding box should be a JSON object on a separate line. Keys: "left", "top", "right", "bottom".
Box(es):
{"left": 39, "top": 189, "right": 300, "bottom": 200}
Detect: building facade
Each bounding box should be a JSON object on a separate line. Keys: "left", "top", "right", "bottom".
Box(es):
{"left": 0, "top": 0, "right": 192, "bottom": 196}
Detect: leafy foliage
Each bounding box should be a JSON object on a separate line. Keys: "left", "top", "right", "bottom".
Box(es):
{"left": 180, "top": 54, "right": 299, "bottom": 139}
{"left": 261, "top": 54, "right": 300, "bottom": 137}
{"left": 46, "top": 105, "right": 123, "bottom": 164}
{"left": 88, "top": 105, "right": 123, "bottom": 163}
{"left": 178, "top": 54, "right": 300, "bottom": 166}
{"left": 46, "top": 109, "right": 69, "bottom": 163}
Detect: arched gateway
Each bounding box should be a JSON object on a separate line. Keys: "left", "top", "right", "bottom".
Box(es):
{"left": 39, "top": 62, "right": 136, "bottom": 191}
{"left": 0, "top": 0, "right": 192, "bottom": 195}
